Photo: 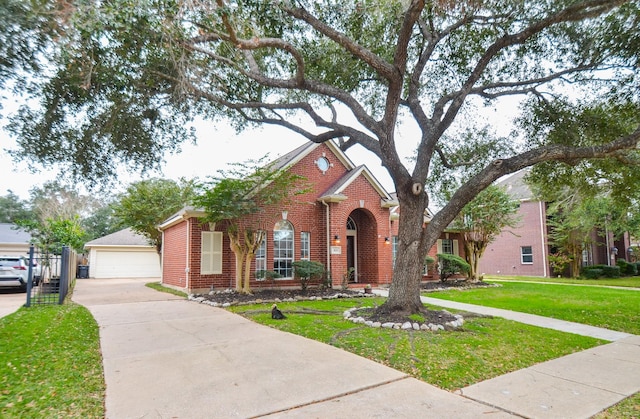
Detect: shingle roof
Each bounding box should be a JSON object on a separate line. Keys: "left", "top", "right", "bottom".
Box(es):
{"left": 0, "top": 223, "right": 32, "bottom": 244}
{"left": 497, "top": 169, "right": 535, "bottom": 201}
{"left": 84, "top": 228, "right": 152, "bottom": 247}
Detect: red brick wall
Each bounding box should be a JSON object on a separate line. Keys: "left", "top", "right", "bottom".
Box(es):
{"left": 161, "top": 221, "right": 188, "bottom": 288}
{"left": 166, "top": 142, "right": 398, "bottom": 293}
{"left": 478, "top": 200, "right": 549, "bottom": 277}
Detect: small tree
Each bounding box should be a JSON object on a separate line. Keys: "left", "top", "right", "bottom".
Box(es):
{"left": 292, "top": 260, "right": 325, "bottom": 292}
{"left": 452, "top": 185, "right": 519, "bottom": 282}
{"left": 17, "top": 216, "right": 86, "bottom": 281}
{"left": 112, "top": 178, "right": 196, "bottom": 253}
{"left": 194, "top": 158, "right": 309, "bottom": 294}
{"left": 437, "top": 253, "right": 471, "bottom": 283}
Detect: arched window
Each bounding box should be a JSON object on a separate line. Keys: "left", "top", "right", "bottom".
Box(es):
{"left": 273, "top": 220, "right": 294, "bottom": 278}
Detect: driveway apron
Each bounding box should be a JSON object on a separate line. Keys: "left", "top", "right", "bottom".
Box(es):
{"left": 72, "top": 278, "right": 513, "bottom": 418}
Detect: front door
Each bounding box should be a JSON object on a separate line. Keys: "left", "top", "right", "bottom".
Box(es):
{"left": 346, "top": 216, "right": 357, "bottom": 282}
{"left": 347, "top": 235, "right": 356, "bottom": 282}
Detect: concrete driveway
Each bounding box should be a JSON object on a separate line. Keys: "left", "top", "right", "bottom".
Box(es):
{"left": 0, "top": 289, "right": 26, "bottom": 318}
{"left": 73, "top": 278, "right": 514, "bottom": 418}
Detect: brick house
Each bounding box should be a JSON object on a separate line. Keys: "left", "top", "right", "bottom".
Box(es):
{"left": 478, "top": 169, "right": 631, "bottom": 278}
{"left": 159, "top": 140, "right": 463, "bottom": 294}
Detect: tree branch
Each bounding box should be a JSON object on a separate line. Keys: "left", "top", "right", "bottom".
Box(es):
{"left": 427, "top": 123, "right": 640, "bottom": 244}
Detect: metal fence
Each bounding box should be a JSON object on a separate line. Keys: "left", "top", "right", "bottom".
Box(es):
{"left": 25, "top": 245, "right": 76, "bottom": 307}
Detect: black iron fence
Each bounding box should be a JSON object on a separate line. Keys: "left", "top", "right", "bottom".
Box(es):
{"left": 25, "top": 245, "right": 77, "bottom": 307}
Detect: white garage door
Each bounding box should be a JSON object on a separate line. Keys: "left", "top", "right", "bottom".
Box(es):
{"left": 93, "top": 250, "right": 160, "bottom": 278}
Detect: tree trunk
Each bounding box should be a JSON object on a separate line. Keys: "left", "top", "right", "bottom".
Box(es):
{"left": 243, "top": 252, "right": 253, "bottom": 294}
{"left": 228, "top": 230, "right": 244, "bottom": 292}
{"left": 376, "top": 191, "right": 429, "bottom": 316}
{"left": 464, "top": 240, "right": 477, "bottom": 281}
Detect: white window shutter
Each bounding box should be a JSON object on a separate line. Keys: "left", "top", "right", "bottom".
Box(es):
{"left": 201, "top": 232, "right": 223, "bottom": 274}
{"left": 453, "top": 239, "right": 459, "bottom": 256}
{"left": 437, "top": 239, "right": 442, "bottom": 254}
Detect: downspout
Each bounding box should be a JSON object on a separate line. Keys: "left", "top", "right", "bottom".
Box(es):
{"left": 321, "top": 200, "right": 331, "bottom": 278}
{"left": 539, "top": 201, "right": 548, "bottom": 277}
{"left": 185, "top": 216, "right": 191, "bottom": 292}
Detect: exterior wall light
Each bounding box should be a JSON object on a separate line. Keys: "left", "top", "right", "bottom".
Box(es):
{"left": 334, "top": 235, "right": 340, "bottom": 244}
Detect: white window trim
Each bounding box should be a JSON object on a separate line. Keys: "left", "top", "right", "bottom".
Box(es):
{"left": 255, "top": 231, "right": 267, "bottom": 278}
{"left": 300, "top": 231, "right": 310, "bottom": 261}
{"left": 521, "top": 246, "right": 534, "bottom": 265}
{"left": 201, "top": 231, "right": 223, "bottom": 274}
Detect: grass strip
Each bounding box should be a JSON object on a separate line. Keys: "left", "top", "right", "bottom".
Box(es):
{"left": 0, "top": 304, "right": 105, "bottom": 418}
{"left": 426, "top": 281, "right": 640, "bottom": 335}
{"left": 145, "top": 281, "right": 187, "bottom": 298}
{"left": 228, "top": 297, "right": 603, "bottom": 391}
{"left": 594, "top": 392, "right": 640, "bottom": 418}
{"left": 485, "top": 275, "right": 640, "bottom": 288}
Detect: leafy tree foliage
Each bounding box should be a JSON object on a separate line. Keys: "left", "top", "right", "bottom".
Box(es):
{"left": 451, "top": 185, "right": 519, "bottom": 281}
{"left": 18, "top": 216, "right": 86, "bottom": 254}
{"left": 5, "top": 1, "right": 640, "bottom": 314}
{"left": 111, "top": 178, "right": 196, "bottom": 252}
{"left": 0, "top": 190, "right": 34, "bottom": 223}
{"left": 81, "top": 200, "right": 120, "bottom": 241}
{"left": 193, "top": 158, "right": 309, "bottom": 293}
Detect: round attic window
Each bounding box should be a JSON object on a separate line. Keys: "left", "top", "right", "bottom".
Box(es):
{"left": 316, "top": 156, "right": 330, "bottom": 172}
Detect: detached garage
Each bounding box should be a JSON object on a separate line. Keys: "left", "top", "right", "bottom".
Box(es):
{"left": 84, "top": 228, "right": 160, "bottom": 279}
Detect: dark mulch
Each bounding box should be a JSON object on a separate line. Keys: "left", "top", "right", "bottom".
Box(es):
{"left": 195, "top": 280, "right": 495, "bottom": 327}
{"left": 197, "top": 287, "right": 365, "bottom": 305}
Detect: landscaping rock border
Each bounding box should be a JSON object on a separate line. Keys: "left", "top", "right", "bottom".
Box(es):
{"left": 343, "top": 307, "right": 464, "bottom": 331}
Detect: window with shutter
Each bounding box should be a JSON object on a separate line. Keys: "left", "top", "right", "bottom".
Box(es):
{"left": 201, "top": 231, "right": 223, "bottom": 274}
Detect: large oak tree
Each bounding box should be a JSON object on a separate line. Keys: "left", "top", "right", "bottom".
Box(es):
{"left": 5, "top": 0, "right": 640, "bottom": 316}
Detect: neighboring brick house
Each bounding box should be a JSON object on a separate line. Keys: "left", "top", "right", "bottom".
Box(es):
{"left": 159, "top": 140, "right": 463, "bottom": 294}
{"left": 478, "top": 169, "right": 631, "bottom": 278}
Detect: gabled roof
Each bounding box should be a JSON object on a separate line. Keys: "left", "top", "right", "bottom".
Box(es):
{"left": 84, "top": 228, "right": 152, "bottom": 248}
{"left": 498, "top": 168, "right": 535, "bottom": 201}
{"left": 318, "top": 164, "right": 397, "bottom": 206}
{"left": 158, "top": 207, "right": 207, "bottom": 230}
{"left": 158, "top": 140, "right": 397, "bottom": 229}
{"left": 271, "top": 140, "right": 356, "bottom": 173}
{"left": 0, "top": 223, "right": 31, "bottom": 244}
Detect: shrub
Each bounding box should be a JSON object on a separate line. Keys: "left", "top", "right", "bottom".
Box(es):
{"left": 582, "top": 268, "right": 603, "bottom": 279}
{"left": 292, "top": 260, "right": 325, "bottom": 291}
{"left": 589, "top": 264, "right": 621, "bottom": 278}
{"left": 548, "top": 252, "right": 572, "bottom": 277}
{"left": 437, "top": 253, "right": 471, "bottom": 282}
{"left": 255, "top": 270, "right": 283, "bottom": 281}
{"left": 617, "top": 259, "right": 638, "bottom": 276}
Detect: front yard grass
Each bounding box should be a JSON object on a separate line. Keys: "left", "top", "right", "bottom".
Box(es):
{"left": 425, "top": 281, "right": 640, "bottom": 335}
{"left": 0, "top": 304, "right": 104, "bottom": 418}
{"left": 485, "top": 274, "right": 640, "bottom": 288}
{"left": 228, "top": 297, "right": 603, "bottom": 391}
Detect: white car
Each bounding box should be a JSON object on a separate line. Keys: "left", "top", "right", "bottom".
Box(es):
{"left": 0, "top": 256, "right": 37, "bottom": 292}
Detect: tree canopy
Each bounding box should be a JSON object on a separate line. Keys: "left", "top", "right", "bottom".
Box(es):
{"left": 111, "top": 178, "right": 196, "bottom": 252}
{"left": 4, "top": 0, "right": 640, "bottom": 314}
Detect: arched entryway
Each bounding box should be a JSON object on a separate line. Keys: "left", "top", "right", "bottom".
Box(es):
{"left": 345, "top": 209, "right": 378, "bottom": 284}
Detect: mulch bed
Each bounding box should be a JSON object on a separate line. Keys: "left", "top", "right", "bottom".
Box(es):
{"left": 193, "top": 280, "right": 496, "bottom": 328}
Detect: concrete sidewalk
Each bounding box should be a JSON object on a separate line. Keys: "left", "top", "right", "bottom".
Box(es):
{"left": 72, "top": 279, "right": 640, "bottom": 418}
{"left": 72, "top": 278, "right": 513, "bottom": 418}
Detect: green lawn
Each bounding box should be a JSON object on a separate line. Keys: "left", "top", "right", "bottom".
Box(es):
{"left": 0, "top": 304, "right": 105, "bottom": 419}
{"left": 425, "top": 281, "right": 640, "bottom": 335}
{"left": 228, "top": 297, "right": 603, "bottom": 391}
{"left": 1, "top": 281, "right": 636, "bottom": 417}
{"left": 485, "top": 274, "right": 640, "bottom": 288}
